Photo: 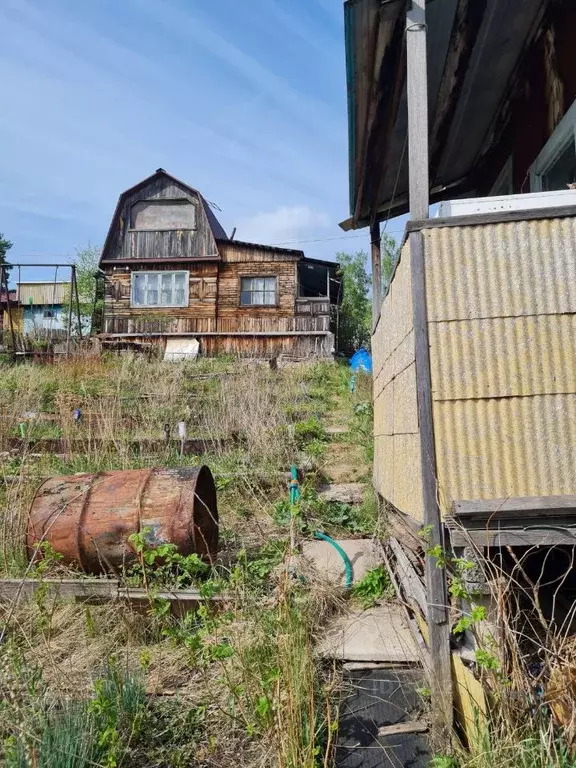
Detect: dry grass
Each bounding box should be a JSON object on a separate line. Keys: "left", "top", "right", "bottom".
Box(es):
{"left": 0, "top": 353, "right": 375, "bottom": 767}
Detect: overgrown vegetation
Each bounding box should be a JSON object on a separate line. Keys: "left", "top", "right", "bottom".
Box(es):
{"left": 335, "top": 250, "right": 371, "bottom": 355}
{"left": 0, "top": 354, "right": 376, "bottom": 766}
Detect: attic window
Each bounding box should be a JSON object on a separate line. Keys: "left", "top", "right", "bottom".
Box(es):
{"left": 130, "top": 199, "right": 196, "bottom": 230}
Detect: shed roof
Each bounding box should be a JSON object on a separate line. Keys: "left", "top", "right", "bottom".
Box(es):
{"left": 17, "top": 282, "right": 69, "bottom": 305}
{"left": 343, "top": 0, "right": 549, "bottom": 228}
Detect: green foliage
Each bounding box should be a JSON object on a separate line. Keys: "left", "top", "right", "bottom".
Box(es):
{"left": 351, "top": 565, "right": 394, "bottom": 608}
{"left": 273, "top": 487, "right": 373, "bottom": 537}
{"left": 0, "top": 232, "right": 12, "bottom": 268}
{"left": 294, "top": 416, "right": 326, "bottom": 447}
{"left": 127, "top": 527, "right": 209, "bottom": 588}
{"left": 64, "top": 243, "right": 102, "bottom": 334}
{"left": 1, "top": 654, "right": 145, "bottom": 768}
{"left": 336, "top": 250, "right": 371, "bottom": 355}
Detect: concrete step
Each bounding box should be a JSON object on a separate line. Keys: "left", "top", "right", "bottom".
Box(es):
{"left": 300, "top": 538, "right": 380, "bottom": 586}
{"left": 318, "top": 605, "right": 419, "bottom": 664}
{"left": 318, "top": 482, "right": 365, "bottom": 504}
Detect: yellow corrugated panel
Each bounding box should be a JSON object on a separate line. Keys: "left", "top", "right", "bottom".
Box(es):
{"left": 434, "top": 395, "right": 576, "bottom": 513}
{"left": 393, "top": 433, "right": 423, "bottom": 520}
{"left": 424, "top": 218, "right": 576, "bottom": 322}
{"left": 429, "top": 314, "right": 576, "bottom": 400}
{"left": 373, "top": 434, "right": 394, "bottom": 503}
{"left": 17, "top": 282, "right": 69, "bottom": 306}
{"left": 388, "top": 245, "right": 413, "bottom": 350}
{"left": 393, "top": 363, "right": 418, "bottom": 434}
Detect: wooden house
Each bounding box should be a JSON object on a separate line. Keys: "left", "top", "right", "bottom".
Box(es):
{"left": 344, "top": 0, "right": 576, "bottom": 728}
{"left": 98, "top": 169, "right": 339, "bottom": 358}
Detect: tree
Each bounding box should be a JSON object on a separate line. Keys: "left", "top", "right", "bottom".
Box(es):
{"left": 64, "top": 243, "right": 102, "bottom": 334}
{"left": 0, "top": 233, "right": 13, "bottom": 277}
{"left": 336, "top": 250, "right": 371, "bottom": 355}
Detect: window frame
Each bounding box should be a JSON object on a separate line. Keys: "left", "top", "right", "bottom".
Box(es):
{"left": 239, "top": 275, "right": 279, "bottom": 307}
{"left": 130, "top": 270, "right": 189, "bottom": 309}
{"left": 530, "top": 99, "right": 576, "bottom": 192}
{"left": 490, "top": 156, "right": 513, "bottom": 196}
{"left": 128, "top": 198, "right": 197, "bottom": 232}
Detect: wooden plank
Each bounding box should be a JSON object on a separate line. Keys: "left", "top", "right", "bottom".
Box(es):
{"left": 406, "top": 0, "right": 430, "bottom": 221}
{"left": 378, "top": 722, "right": 428, "bottom": 737}
{"left": 454, "top": 495, "right": 576, "bottom": 519}
{"left": 409, "top": 234, "right": 452, "bottom": 735}
{"left": 447, "top": 526, "right": 576, "bottom": 548}
{"left": 0, "top": 579, "right": 219, "bottom": 607}
{"left": 370, "top": 221, "right": 382, "bottom": 327}
{"left": 389, "top": 537, "right": 427, "bottom": 616}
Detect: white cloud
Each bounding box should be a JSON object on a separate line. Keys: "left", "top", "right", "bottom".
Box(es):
{"left": 234, "top": 205, "right": 330, "bottom": 245}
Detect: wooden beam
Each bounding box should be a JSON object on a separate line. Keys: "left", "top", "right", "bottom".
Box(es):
{"left": 0, "top": 579, "right": 219, "bottom": 612}
{"left": 370, "top": 221, "right": 382, "bottom": 328}
{"left": 409, "top": 226, "right": 452, "bottom": 736}
{"left": 405, "top": 203, "right": 576, "bottom": 234}
{"left": 388, "top": 537, "right": 427, "bottom": 616}
{"left": 454, "top": 495, "right": 576, "bottom": 519}
{"left": 406, "top": 0, "right": 429, "bottom": 220}
{"left": 446, "top": 523, "right": 576, "bottom": 549}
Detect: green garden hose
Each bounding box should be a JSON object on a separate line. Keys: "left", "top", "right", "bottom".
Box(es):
{"left": 313, "top": 531, "right": 353, "bottom": 590}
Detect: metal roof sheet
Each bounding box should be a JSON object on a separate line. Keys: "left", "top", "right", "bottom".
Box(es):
{"left": 17, "top": 282, "right": 69, "bottom": 305}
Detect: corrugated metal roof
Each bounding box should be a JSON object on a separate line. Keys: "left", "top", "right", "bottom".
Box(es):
{"left": 17, "top": 282, "right": 69, "bottom": 306}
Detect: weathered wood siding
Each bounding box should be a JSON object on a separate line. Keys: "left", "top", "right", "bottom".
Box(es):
{"left": 372, "top": 240, "right": 423, "bottom": 521}
{"left": 102, "top": 262, "right": 218, "bottom": 334}
{"left": 103, "top": 175, "right": 219, "bottom": 262}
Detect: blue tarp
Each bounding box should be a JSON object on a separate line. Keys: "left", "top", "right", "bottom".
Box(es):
{"left": 349, "top": 348, "right": 372, "bottom": 374}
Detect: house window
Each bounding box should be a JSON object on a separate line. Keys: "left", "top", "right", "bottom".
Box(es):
{"left": 531, "top": 99, "right": 576, "bottom": 192}
{"left": 131, "top": 271, "right": 189, "bottom": 307}
{"left": 43, "top": 309, "right": 54, "bottom": 319}
{"left": 130, "top": 199, "right": 196, "bottom": 230}
{"left": 240, "top": 276, "right": 277, "bottom": 306}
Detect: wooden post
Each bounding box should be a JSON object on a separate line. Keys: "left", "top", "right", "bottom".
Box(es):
{"left": 406, "top": 0, "right": 452, "bottom": 738}
{"left": 66, "top": 273, "right": 73, "bottom": 357}
{"left": 370, "top": 221, "right": 382, "bottom": 328}
{"left": 406, "top": 0, "right": 429, "bottom": 221}
{"left": 72, "top": 266, "right": 83, "bottom": 341}
{"left": 1, "top": 267, "right": 17, "bottom": 360}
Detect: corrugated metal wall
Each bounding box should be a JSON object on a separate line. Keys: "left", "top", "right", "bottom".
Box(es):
{"left": 17, "top": 283, "right": 69, "bottom": 305}
{"left": 424, "top": 217, "right": 576, "bottom": 514}
{"left": 372, "top": 241, "right": 423, "bottom": 520}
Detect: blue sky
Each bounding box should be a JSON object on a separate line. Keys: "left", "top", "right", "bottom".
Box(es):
{"left": 0, "top": 0, "right": 406, "bottom": 278}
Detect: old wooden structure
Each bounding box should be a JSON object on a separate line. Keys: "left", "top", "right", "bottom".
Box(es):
{"left": 98, "top": 169, "right": 339, "bottom": 358}
{"left": 344, "top": 0, "right": 576, "bottom": 737}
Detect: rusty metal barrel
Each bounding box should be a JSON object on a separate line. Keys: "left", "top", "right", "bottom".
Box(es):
{"left": 26, "top": 467, "right": 218, "bottom": 574}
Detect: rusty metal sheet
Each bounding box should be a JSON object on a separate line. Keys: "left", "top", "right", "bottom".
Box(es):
{"left": 433, "top": 395, "right": 576, "bottom": 513}
{"left": 429, "top": 314, "right": 576, "bottom": 401}
{"left": 424, "top": 218, "right": 576, "bottom": 322}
